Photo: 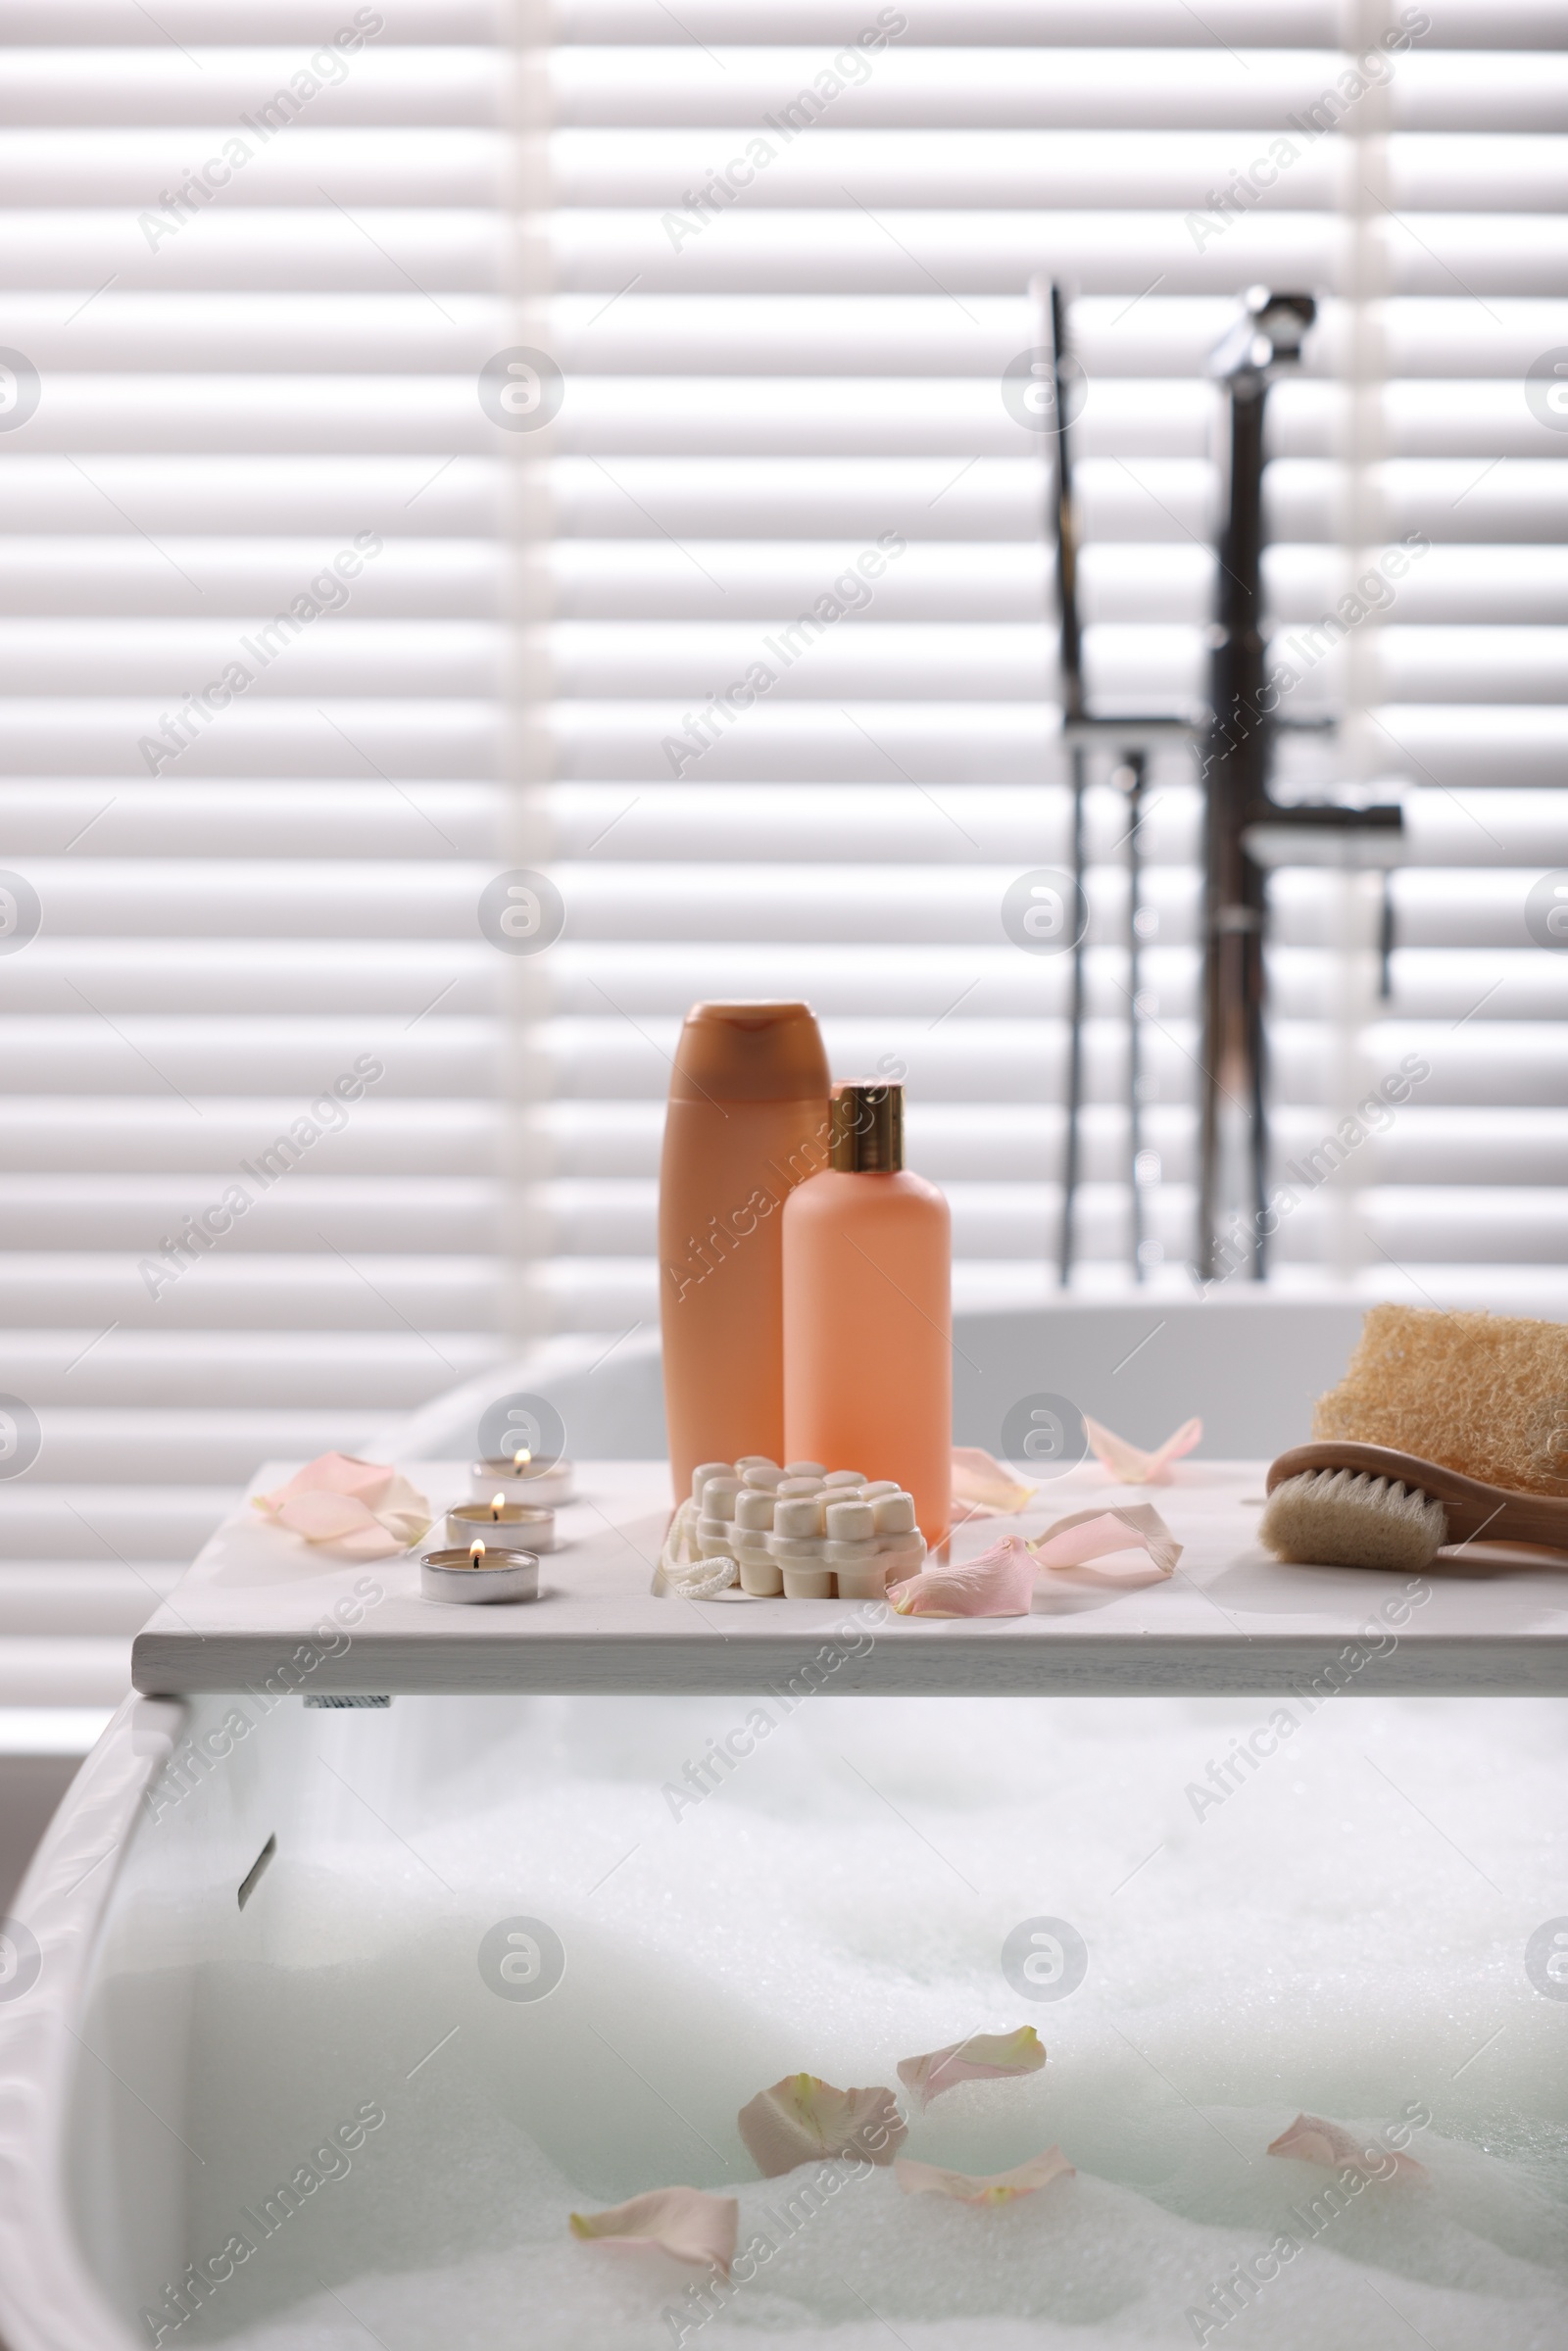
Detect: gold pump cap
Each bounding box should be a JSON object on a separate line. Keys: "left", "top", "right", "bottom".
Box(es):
{"left": 830, "top": 1081, "right": 904, "bottom": 1173}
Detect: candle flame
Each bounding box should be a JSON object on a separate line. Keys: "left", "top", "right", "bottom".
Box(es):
{"left": 490, "top": 1492, "right": 506, "bottom": 1517}
{"left": 512, "top": 1445, "right": 532, "bottom": 1469}
{"left": 468, "top": 1538, "right": 485, "bottom": 1563}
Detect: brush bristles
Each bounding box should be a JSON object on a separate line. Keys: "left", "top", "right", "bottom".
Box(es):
{"left": 1260, "top": 1468, "right": 1448, "bottom": 1573}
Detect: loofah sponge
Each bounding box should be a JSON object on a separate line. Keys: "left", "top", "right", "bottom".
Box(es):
{"left": 1311, "top": 1303, "right": 1568, "bottom": 1497}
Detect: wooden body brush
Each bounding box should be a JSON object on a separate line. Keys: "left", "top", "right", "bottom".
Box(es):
{"left": 1263, "top": 1442, "right": 1568, "bottom": 1572}
{"left": 1260, "top": 1305, "right": 1568, "bottom": 1573}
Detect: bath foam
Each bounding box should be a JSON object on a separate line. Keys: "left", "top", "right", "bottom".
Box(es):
{"left": 208, "top": 2142, "right": 1567, "bottom": 2351}
{"left": 176, "top": 1693, "right": 1564, "bottom": 2349}
{"left": 193, "top": 2034, "right": 1563, "bottom": 2343}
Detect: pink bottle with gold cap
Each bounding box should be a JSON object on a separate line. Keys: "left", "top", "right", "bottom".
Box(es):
{"left": 659, "top": 1002, "right": 831, "bottom": 1497}
{"left": 782, "top": 1081, "right": 952, "bottom": 1543}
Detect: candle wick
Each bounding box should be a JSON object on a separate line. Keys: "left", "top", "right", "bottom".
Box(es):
{"left": 491, "top": 1492, "right": 506, "bottom": 1517}
{"left": 469, "top": 1539, "right": 485, "bottom": 1562}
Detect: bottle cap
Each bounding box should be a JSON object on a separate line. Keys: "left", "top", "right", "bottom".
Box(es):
{"left": 668, "top": 1002, "right": 829, "bottom": 1103}
{"left": 830, "top": 1081, "right": 904, "bottom": 1173}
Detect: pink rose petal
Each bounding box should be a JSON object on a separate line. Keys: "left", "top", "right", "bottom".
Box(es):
{"left": 254, "top": 1452, "right": 430, "bottom": 1557}
{"left": 1083, "top": 1414, "right": 1202, "bottom": 1485}
{"left": 569, "top": 2185, "right": 739, "bottom": 2273}
{"left": 260, "top": 1452, "right": 394, "bottom": 1509}
{"left": 897, "top": 2027, "right": 1046, "bottom": 2109}
{"left": 1029, "top": 1503, "right": 1180, "bottom": 1582}
{"left": 271, "top": 1492, "right": 384, "bottom": 1542}
{"left": 891, "top": 1511, "right": 1179, "bottom": 1614}
{"left": 737, "top": 2075, "right": 906, "bottom": 2177}
{"left": 951, "top": 1446, "right": 1037, "bottom": 1519}
{"left": 1266, "top": 2112, "right": 1427, "bottom": 2180}
{"left": 897, "top": 2146, "right": 1074, "bottom": 2206}
{"left": 270, "top": 1495, "right": 404, "bottom": 1558}
{"left": 889, "top": 1534, "right": 1037, "bottom": 1618}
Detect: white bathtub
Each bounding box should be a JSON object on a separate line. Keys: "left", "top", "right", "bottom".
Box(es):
{"left": 4, "top": 1679, "right": 1566, "bottom": 2349}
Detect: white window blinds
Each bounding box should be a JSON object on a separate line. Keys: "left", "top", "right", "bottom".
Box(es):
{"left": 1, "top": 0, "right": 1565, "bottom": 1702}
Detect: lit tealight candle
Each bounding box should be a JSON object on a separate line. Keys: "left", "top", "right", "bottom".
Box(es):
{"left": 420, "top": 1543, "right": 539, "bottom": 1605}
{"left": 446, "top": 1498, "right": 558, "bottom": 1552}
{"left": 469, "top": 1453, "right": 575, "bottom": 1506}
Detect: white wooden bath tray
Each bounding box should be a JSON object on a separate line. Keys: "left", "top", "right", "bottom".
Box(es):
{"left": 128, "top": 1461, "right": 1568, "bottom": 1697}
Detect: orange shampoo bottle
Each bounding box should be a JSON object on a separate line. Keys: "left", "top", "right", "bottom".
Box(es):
{"left": 782, "top": 1081, "right": 952, "bottom": 1543}
{"left": 659, "top": 1001, "right": 831, "bottom": 1497}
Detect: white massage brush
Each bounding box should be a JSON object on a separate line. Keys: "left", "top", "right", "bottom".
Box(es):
{"left": 1261, "top": 1442, "right": 1568, "bottom": 1573}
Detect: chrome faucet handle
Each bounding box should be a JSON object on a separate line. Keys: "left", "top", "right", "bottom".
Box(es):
{"left": 1208, "top": 286, "right": 1317, "bottom": 385}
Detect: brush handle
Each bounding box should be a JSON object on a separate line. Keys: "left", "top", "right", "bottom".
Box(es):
{"left": 1267, "top": 1444, "right": 1568, "bottom": 1551}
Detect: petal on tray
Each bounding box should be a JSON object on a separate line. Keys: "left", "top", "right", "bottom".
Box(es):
{"left": 951, "top": 1446, "right": 1037, "bottom": 1518}
{"left": 1029, "top": 1503, "right": 1181, "bottom": 1581}
{"left": 889, "top": 1534, "right": 1038, "bottom": 1618}
{"left": 254, "top": 1452, "right": 430, "bottom": 1556}
{"left": 265, "top": 1491, "right": 403, "bottom": 1556}
{"left": 1083, "top": 1414, "right": 1202, "bottom": 1485}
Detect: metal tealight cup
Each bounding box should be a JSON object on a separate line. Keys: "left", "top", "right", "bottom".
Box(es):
{"left": 420, "top": 1545, "right": 539, "bottom": 1605}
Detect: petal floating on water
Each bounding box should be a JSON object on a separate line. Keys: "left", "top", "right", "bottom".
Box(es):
{"left": 569, "top": 2185, "right": 740, "bottom": 2273}
{"left": 1266, "top": 2112, "right": 1427, "bottom": 2180}
{"left": 737, "top": 2074, "right": 906, "bottom": 2177}
{"left": 897, "top": 2026, "right": 1046, "bottom": 2109}
{"left": 896, "top": 2147, "right": 1074, "bottom": 2206}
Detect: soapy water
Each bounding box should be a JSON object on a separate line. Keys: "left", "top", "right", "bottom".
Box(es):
{"left": 171, "top": 1691, "right": 1566, "bottom": 2350}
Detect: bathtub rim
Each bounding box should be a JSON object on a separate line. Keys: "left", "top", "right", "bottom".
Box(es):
{"left": 0, "top": 1691, "right": 188, "bottom": 2351}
